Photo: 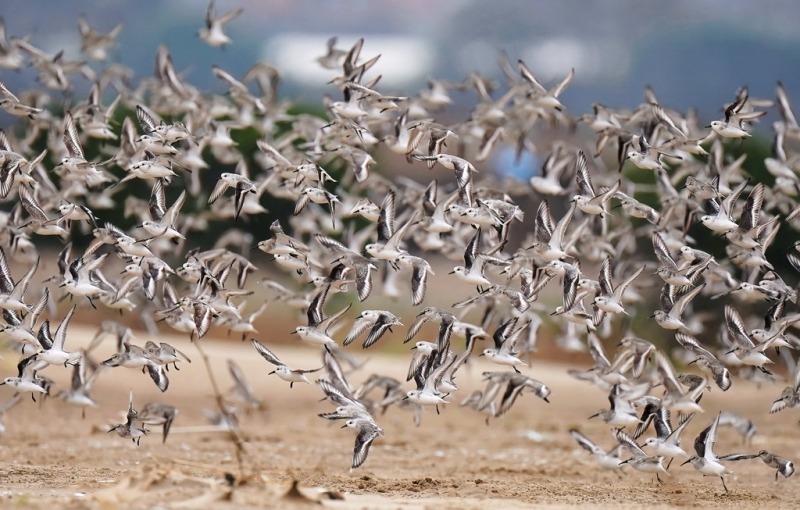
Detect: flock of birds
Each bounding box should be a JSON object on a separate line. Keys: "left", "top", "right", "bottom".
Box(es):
{"left": 0, "top": 4, "right": 800, "bottom": 493}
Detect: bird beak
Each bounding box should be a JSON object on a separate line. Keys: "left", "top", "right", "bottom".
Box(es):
{"left": 648, "top": 313, "right": 656, "bottom": 318}
{"left": 340, "top": 423, "right": 348, "bottom": 429}
{"left": 448, "top": 270, "right": 456, "bottom": 275}
{"left": 410, "top": 346, "right": 417, "bottom": 350}
{"left": 681, "top": 458, "right": 692, "bottom": 466}
{"left": 268, "top": 370, "right": 275, "bottom": 375}
{"left": 544, "top": 397, "right": 550, "bottom": 403}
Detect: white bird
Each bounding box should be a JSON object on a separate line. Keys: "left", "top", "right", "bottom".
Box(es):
{"left": 251, "top": 339, "right": 323, "bottom": 387}
{"left": 198, "top": 1, "right": 243, "bottom": 47}
{"left": 681, "top": 413, "right": 755, "bottom": 493}
{"left": 36, "top": 305, "right": 82, "bottom": 367}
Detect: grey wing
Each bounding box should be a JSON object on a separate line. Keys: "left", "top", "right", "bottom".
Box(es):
{"left": 570, "top": 428, "right": 602, "bottom": 455}
{"left": 135, "top": 105, "right": 158, "bottom": 134}
{"left": 149, "top": 179, "right": 166, "bottom": 221}
{"left": 410, "top": 262, "right": 429, "bottom": 306}
{"left": 147, "top": 364, "right": 169, "bottom": 392}
{"left": 163, "top": 190, "right": 187, "bottom": 227}
{"left": 575, "top": 150, "right": 594, "bottom": 198}
{"left": 343, "top": 316, "right": 373, "bottom": 346}
{"left": 614, "top": 428, "right": 646, "bottom": 458}
{"left": 407, "top": 350, "right": 430, "bottom": 382}
{"left": 251, "top": 339, "right": 283, "bottom": 366}
{"left": 652, "top": 231, "right": 678, "bottom": 271}
{"left": 352, "top": 423, "right": 380, "bottom": 469}
{"left": 207, "top": 178, "right": 230, "bottom": 205}
{"left": 362, "top": 322, "right": 392, "bottom": 350}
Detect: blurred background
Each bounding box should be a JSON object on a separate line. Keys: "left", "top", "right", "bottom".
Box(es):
{"left": 1, "top": 0, "right": 800, "bottom": 356}
{"left": 3, "top": 0, "right": 800, "bottom": 121}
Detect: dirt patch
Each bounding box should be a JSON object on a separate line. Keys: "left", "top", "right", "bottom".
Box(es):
{"left": 0, "top": 327, "right": 797, "bottom": 509}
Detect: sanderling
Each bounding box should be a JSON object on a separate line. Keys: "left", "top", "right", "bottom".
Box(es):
{"left": 343, "top": 310, "right": 402, "bottom": 349}
{"left": 342, "top": 417, "right": 383, "bottom": 470}
{"left": 108, "top": 391, "right": 148, "bottom": 446}
{"left": 615, "top": 428, "right": 669, "bottom": 484}
{"left": 138, "top": 403, "right": 178, "bottom": 444}
{"left": 681, "top": 413, "right": 755, "bottom": 493}
{"left": 570, "top": 428, "right": 626, "bottom": 474}
{"left": 252, "top": 339, "right": 323, "bottom": 387}
{"left": 756, "top": 450, "right": 795, "bottom": 480}
{"left": 198, "top": 1, "right": 242, "bottom": 48}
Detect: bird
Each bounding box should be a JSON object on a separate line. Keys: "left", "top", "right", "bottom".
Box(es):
{"left": 343, "top": 310, "right": 402, "bottom": 349}
{"left": 251, "top": 339, "right": 323, "bottom": 387}
{"left": 571, "top": 150, "right": 620, "bottom": 216}
{"left": 681, "top": 413, "right": 755, "bottom": 493}
{"left": 35, "top": 305, "right": 82, "bottom": 367}
{"left": 342, "top": 417, "right": 384, "bottom": 470}
{"left": 198, "top": 1, "right": 243, "bottom": 47}
{"left": 593, "top": 257, "right": 645, "bottom": 316}
{"left": 651, "top": 284, "right": 706, "bottom": 332}
{"left": 138, "top": 403, "right": 178, "bottom": 444}
{"left": 615, "top": 428, "right": 670, "bottom": 484}
{"left": 108, "top": 390, "right": 148, "bottom": 446}
{"left": 1, "top": 354, "right": 49, "bottom": 400}
{"left": 569, "top": 428, "right": 626, "bottom": 473}
{"left": 756, "top": 450, "right": 795, "bottom": 481}
{"left": 481, "top": 316, "right": 529, "bottom": 372}
{"left": 292, "top": 285, "right": 351, "bottom": 348}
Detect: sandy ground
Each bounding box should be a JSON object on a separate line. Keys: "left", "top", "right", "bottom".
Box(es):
{"left": 0, "top": 325, "right": 798, "bottom": 510}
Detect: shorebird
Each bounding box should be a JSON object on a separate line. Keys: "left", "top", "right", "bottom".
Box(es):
{"left": 593, "top": 257, "right": 645, "bottom": 316}
{"left": 681, "top": 413, "right": 755, "bottom": 492}
{"left": 292, "top": 286, "right": 351, "bottom": 348}
{"left": 35, "top": 305, "right": 82, "bottom": 367}
{"left": 615, "top": 428, "right": 669, "bottom": 484}
{"left": 108, "top": 391, "right": 148, "bottom": 445}
{"left": 198, "top": 1, "right": 243, "bottom": 47}
{"left": 1, "top": 354, "right": 49, "bottom": 400}
{"left": 756, "top": 450, "right": 795, "bottom": 480}
{"left": 138, "top": 403, "right": 178, "bottom": 444}
{"left": 393, "top": 253, "right": 433, "bottom": 306}
{"left": 570, "top": 428, "right": 626, "bottom": 473}
{"left": 675, "top": 333, "right": 731, "bottom": 392}
{"left": 449, "top": 227, "right": 491, "bottom": 286}
{"left": 709, "top": 87, "right": 767, "bottom": 139}
{"left": 481, "top": 316, "right": 529, "bottom": 371}
{"left": 589, "top": 383, "right": 647, "bottom": 428}
{"left": 343, "top": 310, "right": 402, "bottom": 349}
{"left": 56, "top": 352, "right": 100, "bottom": 417}
{"left": 651, "top": 284, "right": 705, "bottom": 332}
{"left": 571, "top": 151, "right": 620, "bottom": 216}
{"left": 0, "top": 247, "right": 38, "bottom": 312}
{"left": 635, "top": 401, "right": 694, "bottom": 469}
{"left": 251, "top": 339, "right": 323, "bottom": 387}
{"left": 342, "top": 417, "right": 384, "bottom": 470}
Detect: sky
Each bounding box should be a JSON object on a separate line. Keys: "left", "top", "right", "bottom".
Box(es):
{"left": 2, "top": 1, "right": 800, "bottom": 123}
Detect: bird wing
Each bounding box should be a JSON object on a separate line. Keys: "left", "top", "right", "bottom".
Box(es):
{"left": 251, "top": 339, "right": 283, "bottom": 367}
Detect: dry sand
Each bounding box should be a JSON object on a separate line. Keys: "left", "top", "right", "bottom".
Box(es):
{"left": 0, "top": 325, "right": 797, "bottom": 509}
